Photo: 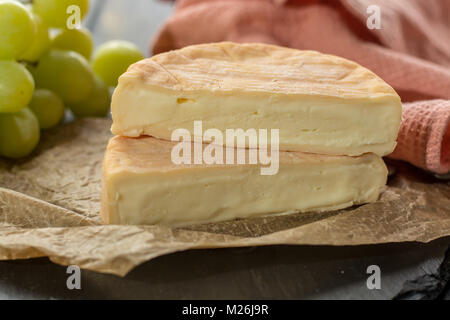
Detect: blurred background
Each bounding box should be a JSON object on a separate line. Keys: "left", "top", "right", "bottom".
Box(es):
{"left": 84, "top": 0, "right": 173, "bottom": 55}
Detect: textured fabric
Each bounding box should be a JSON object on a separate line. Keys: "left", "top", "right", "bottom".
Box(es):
{"left": 390, "top": 100, "right": 450, "bottom": 174}
{"left": 152, "top": 0, "right": 450, "bottom": 173}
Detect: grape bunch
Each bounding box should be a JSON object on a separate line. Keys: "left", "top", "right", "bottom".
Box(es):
{"left": 0, "top": 0, "right": 144, "bottom": 158}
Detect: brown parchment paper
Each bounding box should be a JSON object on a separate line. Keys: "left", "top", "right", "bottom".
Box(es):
{"left": 0, "top": 118, "right": 449, "bottom": 276}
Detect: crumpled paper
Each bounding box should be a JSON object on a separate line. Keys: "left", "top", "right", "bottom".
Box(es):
{"left": 0, "top": 118, "right": 449, "bottom": 276}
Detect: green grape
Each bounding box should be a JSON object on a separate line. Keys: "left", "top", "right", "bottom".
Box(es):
{"left": 0, "top": 0, "right": 36, "bottom": 59}
{"left": 33, "top": 0, "right": 89, "bottom": 29}
{"left": 51, "top": 27, "right": 93, "bottom": 60}
{"left": 92, "top": 40, "right": 144, "bottom": 87}
{"left": 33, "top": 49, "right": 95, "bottom": 104}
{"left": 29, "top": 89, "right": 65, "bottom": 129}
{"left": 0, "top": 107, "right": 40, "bottom": 159}
{"left": 69, "top": 75, "right": 110, "bottom": 117}
{"left": 0, "top": 61, "right": 35, "bottom": 113}
{"left": 18, "top": 12, "right": 51, "bottom": 62}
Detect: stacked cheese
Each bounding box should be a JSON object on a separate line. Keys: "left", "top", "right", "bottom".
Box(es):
{"left": 101, "top": 42, "right": 401, "bottom": 227}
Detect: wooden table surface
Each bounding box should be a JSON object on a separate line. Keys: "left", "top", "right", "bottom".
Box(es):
{"left": 1, "top": 0, "right": 449, "bottom": 300}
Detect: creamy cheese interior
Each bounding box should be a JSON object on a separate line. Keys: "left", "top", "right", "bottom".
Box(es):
{"left": 111, "top": 85, "right": 401, "bottom": 156}
{"left": 101, "top": 136, "right": 388, "bottom": 227}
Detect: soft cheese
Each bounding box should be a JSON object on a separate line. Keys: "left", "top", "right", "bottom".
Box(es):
{"left": 111, "top": 42, "right": 402, "bottom": 156}
{"left": 101, "top": 136, "right": 388, "bottom": 227}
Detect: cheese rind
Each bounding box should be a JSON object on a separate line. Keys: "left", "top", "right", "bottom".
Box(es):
{"left": 101, "top": 136, "right": 388, "bottom": 227}
{"left": 111, "top": 42, "right": 402, "bottom": 156}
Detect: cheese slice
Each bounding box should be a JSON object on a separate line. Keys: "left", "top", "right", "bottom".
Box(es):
{"left": 111, "top": 42, "right": 402, "bottom": 156}
{"left": 101, "top": 136, "right": 388, "bottom": 227}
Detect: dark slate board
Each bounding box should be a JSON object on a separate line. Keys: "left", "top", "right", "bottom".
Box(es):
{"left": 0, "top": 238, "right": 449, "bottom": 299}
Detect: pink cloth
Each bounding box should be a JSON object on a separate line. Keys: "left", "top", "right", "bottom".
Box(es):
{"left": 390, "top": 100, "right": 450, "bottom": 174}
{"left": 152, "top": 0, "right": 450, "bottom": 173}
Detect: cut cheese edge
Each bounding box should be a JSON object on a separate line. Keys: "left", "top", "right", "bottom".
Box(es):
{"left": 101, "top": 136, "right": 388, "bottom": 227}
{"left": 111, "top": 42, "right": 402, "bottom": 156}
